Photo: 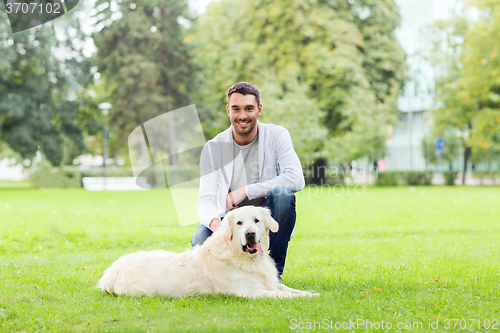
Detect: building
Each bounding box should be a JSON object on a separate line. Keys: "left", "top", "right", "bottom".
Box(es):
{"left": 385, "top": 0, "right": 478, "bottom": 172}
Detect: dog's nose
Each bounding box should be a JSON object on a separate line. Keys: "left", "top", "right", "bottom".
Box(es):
{"left": 245, "top": 230, "right": 256, "bottom": 239}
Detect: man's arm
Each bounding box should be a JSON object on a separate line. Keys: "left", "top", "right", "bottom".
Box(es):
{"left": 226, "top": 187, "right": 246, "bottom": 209}
{"left": 245, "top": 127, "right": 305, "bottom": 200}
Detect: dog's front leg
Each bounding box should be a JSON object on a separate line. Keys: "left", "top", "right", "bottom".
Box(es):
{"left": 237, "top": 290, "right": 312, "bottom": 298}
{"left": 276, "top": 284, "right": 319, "bottom": 296}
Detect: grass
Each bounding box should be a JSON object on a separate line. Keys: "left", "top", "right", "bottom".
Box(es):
{"left": 0, "top": 186, "right": 499, "bottom": 332}
{"left": 0, "top": 181, "right": 32, "bottom": 189}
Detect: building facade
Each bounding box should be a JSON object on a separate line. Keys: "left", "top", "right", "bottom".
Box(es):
{"left": 385, "top": 0, "right": 464, "bottom": 171}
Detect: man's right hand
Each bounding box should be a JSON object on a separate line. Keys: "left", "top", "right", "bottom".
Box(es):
{"left": 209, "top": 218, "right": 221, "bottom": 232}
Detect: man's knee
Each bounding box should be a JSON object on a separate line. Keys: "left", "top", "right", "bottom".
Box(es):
{"left": 191, "top": 224, "right": 212, "bottom": 247}
{"left": 269, "top": 186, "right": 295, "bottom": 207}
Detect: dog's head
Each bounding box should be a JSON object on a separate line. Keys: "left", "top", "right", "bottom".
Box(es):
{"left": 221, "top": 206, "right": 279, "bottom": 257}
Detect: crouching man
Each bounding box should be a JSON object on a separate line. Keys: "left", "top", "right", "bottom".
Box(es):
{"left": 192, "top": 82, "right": 305, "bottom": 282}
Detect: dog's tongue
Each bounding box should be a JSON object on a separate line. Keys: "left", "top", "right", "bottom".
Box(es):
{"left": 248, "top": 242, "right": 264, "bottom": 256}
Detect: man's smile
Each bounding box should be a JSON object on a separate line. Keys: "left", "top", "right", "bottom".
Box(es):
{"left": 237, "top": 120, "right": 251, "bottom": 128}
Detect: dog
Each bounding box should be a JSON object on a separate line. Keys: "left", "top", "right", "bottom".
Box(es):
{"left": 98, "top": 206, "right": 318, "bottom": 298}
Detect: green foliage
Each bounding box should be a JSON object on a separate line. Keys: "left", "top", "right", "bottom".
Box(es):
{"left": 31, "top": 165, "right": 82, "bottom": 188}
{"left": 443, "top": 170, "right": 458, "bottom": 186}
{"left": 468, "top": 109, "right": 500, "bottom": 162}
{"left": 421, "top": 134, "right": 461, "bottom": 165}
{"left": 459, "top": 0, "right": 500, "bottom": 162}
{"left": 472, "top": 170, "right": 499, "bottom": 184}
{"left": 375, "top": 171, "right": 400, "bottom": 186}
{"left": 79, "top": 167, "right": 133, "bottom": 178}
{"left": 92, "top": 0, "right": 194, "bottom": 158}
{"left": 259, "top": 81, "right": 328, "bottom": 164}
{"left": 406, "top": 171, "right": 433, "bottom": 186}
{"left": 429, "top": 1, "right": 500, "bottom": 166}
{"left": 376, "top": 171, "right": 433, "bottom": 186}
{"left": 192, "top": 0, "right": 406, "bottom": 163}
{"left": 326, "top": 171, "right": 345, "bottom": 186}
{"left": 0, "top": 10, "right": 92, "bottom": 166}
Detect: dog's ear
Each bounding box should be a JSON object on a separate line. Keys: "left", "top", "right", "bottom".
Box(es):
{"left": 220, "top": 211, "right": 234, "bottom": 240}
{"left": 259, "top": 207, "right": 279, "bottom": 233}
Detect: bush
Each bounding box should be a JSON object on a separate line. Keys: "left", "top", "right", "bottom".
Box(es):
{"left": 376, "top": 171, "right": 433, "bottom": 186}
{"left": 443, "top": 171, "right": 458, "bottom": 186}
{"left": 79, "top": 167, "right": 134, "bottom": 178}
{"left": 375, "top": 171, "right": 400, "bottom": 186}
{"left": 32, "top": 165, "right": 82, "bottom": 188}
{"left": 472, "top": 170, "right": 499, "bottom": 184}
{"left": 405, "top": 171, "right": 433, "bottom": 186}
{"left": 327, "top": 173, "right": 344, "bottom": 185}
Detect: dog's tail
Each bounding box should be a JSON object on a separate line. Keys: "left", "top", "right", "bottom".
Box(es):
{"left": 98, "top": 268, "right": 116, "bottom": 294}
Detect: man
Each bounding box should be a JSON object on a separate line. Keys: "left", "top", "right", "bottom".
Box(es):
{"left": 192, "top": 82, "right": 305, "bottom": 280}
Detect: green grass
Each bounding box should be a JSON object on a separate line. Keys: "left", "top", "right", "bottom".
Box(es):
{"left": 0, "top": 186, "right": 499, "bottom": 332}
{"left": 0, "top": 181, "right": 32, "bottom": 189}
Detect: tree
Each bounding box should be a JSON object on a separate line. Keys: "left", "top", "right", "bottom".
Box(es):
{"left": 331, "top": 0, "right": 407, "bottom": 163}
{"left": 428, "top": 15, "right": 473, "bottom": 183}
{"left": 459, "top": 0, "right": 500, "bottom": 164}
{"left": 92, "top": 0, "right": 194, "bottom": 163}
{"left": 191, "top": 0, "right": 406, "bottom": 167}
{"left": 428, "top": 0, "right": 500, "bottom": 183}
{"left": 0, "top": 10, "right": 92, "bottom": 166}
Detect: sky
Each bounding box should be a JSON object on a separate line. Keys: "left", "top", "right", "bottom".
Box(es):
{"left": 189, "top": 0, "right": 213, "bottom": 14}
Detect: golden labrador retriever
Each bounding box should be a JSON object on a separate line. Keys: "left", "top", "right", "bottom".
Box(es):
{"left": 99, "top": 206, "right": 317, "bottom": 298}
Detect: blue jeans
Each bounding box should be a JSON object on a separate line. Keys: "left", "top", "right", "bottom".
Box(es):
{"left": 191, "top": 186, "right": 296, "bottom": 275}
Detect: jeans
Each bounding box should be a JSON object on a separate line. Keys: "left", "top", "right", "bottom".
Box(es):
{"left": 191, "top": 186, "right": 296, "bottom": 275}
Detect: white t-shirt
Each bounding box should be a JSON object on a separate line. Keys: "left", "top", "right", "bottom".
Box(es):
{"left": 230, "top": 135, "right": 265, "bottom": 207}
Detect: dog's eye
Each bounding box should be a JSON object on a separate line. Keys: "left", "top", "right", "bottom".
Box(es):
{"left": 254, "top": 219, "right": 260, "bottom": 223}
{"left": 237, "top": 221, "right": 243, "bottom": 225}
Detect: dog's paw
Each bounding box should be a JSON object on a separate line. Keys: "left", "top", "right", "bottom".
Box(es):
{"left": 296, "top": 290, "right": 319, "bottom": 296}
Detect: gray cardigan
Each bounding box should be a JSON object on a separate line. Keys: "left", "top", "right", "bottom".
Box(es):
{"left": 197, "top": 121, "right": 305, "bottom": 228}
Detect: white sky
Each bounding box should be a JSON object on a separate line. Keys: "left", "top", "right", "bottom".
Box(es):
{"left": 189, "top": 0, "right": 213, "bottom": 14}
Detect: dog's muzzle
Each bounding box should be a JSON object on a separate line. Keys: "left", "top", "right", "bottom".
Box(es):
{"left": 242, "top": 240, "right": 264, "bottom": 256}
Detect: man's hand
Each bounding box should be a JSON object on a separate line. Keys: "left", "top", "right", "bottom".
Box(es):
{"left": 209, "top": 218, "right": 221, "bottom": 232}
{"left": 226, "top": 187, "right": 246, "bottom": 209}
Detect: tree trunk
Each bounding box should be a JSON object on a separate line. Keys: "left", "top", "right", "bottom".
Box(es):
{"left": 462, "top": 146, "right": 471, "bottom": 185}
{"left": 166, "top": 83, "right": 178, "bottom": 166}
{"left": 462, "top": 121, "right": 473, "bottom": 185}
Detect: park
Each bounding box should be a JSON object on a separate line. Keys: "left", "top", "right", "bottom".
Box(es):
{"left": 1, "top": 0, "right": 500, "bottom": 331}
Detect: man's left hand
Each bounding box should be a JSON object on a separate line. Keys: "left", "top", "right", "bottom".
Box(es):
{"left": 226, "top": 187, "right": 246, "bottom": 209}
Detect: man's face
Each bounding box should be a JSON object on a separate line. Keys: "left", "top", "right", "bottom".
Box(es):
{"left": 226, "top": 93, "right": 262, "bottom": 138}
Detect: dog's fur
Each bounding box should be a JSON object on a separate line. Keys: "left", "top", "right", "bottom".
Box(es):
{"left": 98, "top": 206, "right": 317, "bottom": 298}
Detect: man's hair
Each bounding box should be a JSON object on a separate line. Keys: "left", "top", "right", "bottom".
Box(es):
{"left": 227, "top": 82, "right": 261, "bottom": 106}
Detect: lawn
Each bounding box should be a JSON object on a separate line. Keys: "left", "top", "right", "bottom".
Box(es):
{"left": 0, "top": 181, "right": 32, "bottom": 189}
{"left": 0, "top": 186, "right": 499, "bottom": 332}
